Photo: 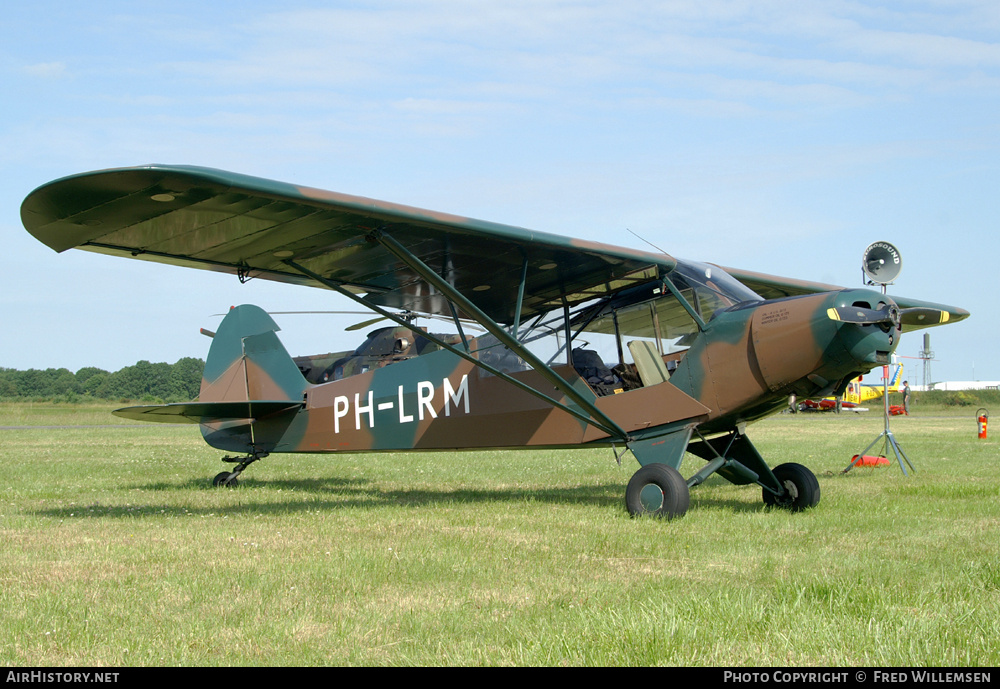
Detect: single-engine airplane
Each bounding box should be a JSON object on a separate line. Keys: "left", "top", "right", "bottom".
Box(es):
{"left": 843, "top": 363, "right": 904, "bottom": 406}
{"left": 21, "top": 165, "right": 970, "bottom": 518}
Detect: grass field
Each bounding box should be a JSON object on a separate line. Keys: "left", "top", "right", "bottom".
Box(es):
{"left": 1, "top": 402, "right": 997, "bottom": 666}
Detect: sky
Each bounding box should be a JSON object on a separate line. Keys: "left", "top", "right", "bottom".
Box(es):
{"left": 2, "top": 0, "right": 998, "bottom": 385}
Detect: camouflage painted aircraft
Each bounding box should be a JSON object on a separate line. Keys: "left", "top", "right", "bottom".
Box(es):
{"left": 21, "top": 165, "right": 970, "bottom": 518}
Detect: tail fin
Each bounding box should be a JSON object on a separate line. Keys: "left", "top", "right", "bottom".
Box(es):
{"left": 201, "top": 305, "right": 308, "bottom": 404}
{"left": 113, "top": 305, "right": 306, "bottom": 430}
{"left": 887, "top": 363, "right": 903, "bottom": 392}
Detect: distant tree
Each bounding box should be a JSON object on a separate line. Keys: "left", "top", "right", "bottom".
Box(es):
{"left": 169, "top": 357, "right": 204, "bottom": 400}
{"left": 82, "top": 372, "right": 110, "bottom": 397}
{"left": 75, "top": 367, "right": 108, "bottom": 386}
{"left": 0, "top": 370, "right": 16, "bottom": 397}
{"left": 12, "top": 368, "right": 77, "bottom": 398}
{"left": 0, "top": 359, "right": 204, "bottom": 402}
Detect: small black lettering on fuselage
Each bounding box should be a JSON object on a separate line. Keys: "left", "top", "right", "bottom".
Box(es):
{"left": 759, "top": 307, "right": 790, "bottom": 326}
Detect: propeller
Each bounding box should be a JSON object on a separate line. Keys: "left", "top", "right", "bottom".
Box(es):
{"left": 826, "top": 304, "right": 901, "bottom": 329}
{"left": 827, "top": 304, "right": 950, "bottom": 329}
{"left": 345, "top": 311, "right": 486, "bottom": 333}
{"left": 211, "top": 310, "right": 372, "bottom": 317}
{"left": 211, "top": 308, "right": 485, "bottom": 333}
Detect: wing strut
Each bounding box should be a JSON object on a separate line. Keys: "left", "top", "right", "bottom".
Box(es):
{"left": 282, "top": 257, "right": 630, "bottom": 441}
{"left": 512, "top": 255, "right": 528, "bottom": 339}
{"left": 370, "top": 229, "right": 630, "bottom": 441}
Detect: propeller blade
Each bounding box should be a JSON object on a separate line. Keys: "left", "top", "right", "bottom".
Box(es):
{"left": 265, "top": 311, "right": 373, "bottom": 316}
{"left": 211, "top": 310, "right": 372, "bottom": 317}
{"left": 346, "top": 316, "right": 389, "bottom": 332}
{"left": 826, "top": 305, "right": 900, "bottom": 328}
{"left": 826, "top": 306, "right": 885, "bottom": 324}
{"left": 899, "top": 307, "right": 950, "bottom": 327}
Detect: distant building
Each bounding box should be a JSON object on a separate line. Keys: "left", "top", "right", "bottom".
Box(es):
{"left": 914, "top": 381, "right": 1000, "bottom": 392}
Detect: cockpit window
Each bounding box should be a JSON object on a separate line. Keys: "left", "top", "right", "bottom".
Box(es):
{"left": 475, "top": 261, "right": 764, "bottom": 377}
{"left": 572, "top": 262, "right": 760, "bottom": 337}
{"left": 669, "top": 260, "right": 763, "bottom": 322}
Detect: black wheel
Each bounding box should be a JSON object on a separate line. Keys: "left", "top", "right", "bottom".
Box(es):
{"left": 625, "top": 463, "right": 690, "bottom": 519}
{"left": 763, "top": 462, "right": 820, "bottom": 511}
{"left": 212, "top": 471, "right": 239, "bottom": 488}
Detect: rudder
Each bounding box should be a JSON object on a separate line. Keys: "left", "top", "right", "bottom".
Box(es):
{"left": 887, "top": 362, "right": 903, "bottom": 392}
{"left": 201, "top": 305, "right": 308, "bottom": 404}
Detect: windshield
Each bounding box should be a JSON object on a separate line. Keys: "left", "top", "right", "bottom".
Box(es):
{"left": 669, "top": 260, "right": 763, "bottom": 321}
{"left": 471, "top": 261, "right": 764, "bottom": 374}
{"left": 558, "top": 261, "right": 763, "bottom": 362}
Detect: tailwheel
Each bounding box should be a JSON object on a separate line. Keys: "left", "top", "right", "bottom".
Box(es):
{"left": 211, "top": 449, "right": 268, "bottom": 488}
{"left": 212, "top": 471, "right": 239, "bottom": 488}
{"left": 762, "top": 462, "right": 820, "bottom": 512}
{"left": 625, "top": 463, "right": 690, "bottom": 519}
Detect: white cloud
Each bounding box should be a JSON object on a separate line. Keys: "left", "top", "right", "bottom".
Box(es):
{"left": 22, "top": 61, "right": 68, "bottom": 78}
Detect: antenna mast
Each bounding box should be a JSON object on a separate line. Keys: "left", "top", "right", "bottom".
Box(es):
{"left": 918, "top": 333, "right": 934, "bottom": 390}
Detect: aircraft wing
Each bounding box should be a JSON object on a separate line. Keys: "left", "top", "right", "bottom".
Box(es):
{"left": 718, "top": 266, "right": 842, "bottom": 300}
{"left": 721, "top": 266, "right": 969, "bottom": 332}
{"left": 22, "top": 165, "right": 673, "bottom": 325}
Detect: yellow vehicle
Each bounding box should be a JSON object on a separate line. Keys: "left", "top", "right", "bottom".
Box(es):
{"left": 842, "top": 363, "right": 903, "bottom": 405}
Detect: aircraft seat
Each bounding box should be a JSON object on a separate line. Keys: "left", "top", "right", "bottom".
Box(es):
{"left": 571, "top": 348, "right": 621, "bottom": 396}
{"left": 627, "top": 340, "right": 671, "bottom": 387}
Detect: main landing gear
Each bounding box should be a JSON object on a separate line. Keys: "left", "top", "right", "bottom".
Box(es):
{"left": 624, "top": 429, "right": 821, "bottom": 518}
{"left": 624, "top": 460, "right": 820, "bottom": 519}
{"left": 211, "top": 450, "right": 268, "bottom": 488}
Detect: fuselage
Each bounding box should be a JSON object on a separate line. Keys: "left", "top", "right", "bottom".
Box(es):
{"left": 199, "top": 286, "right": 900, "bottom": 455}
{"left": 669, "top": 288, "right": 900, "bottom": 432}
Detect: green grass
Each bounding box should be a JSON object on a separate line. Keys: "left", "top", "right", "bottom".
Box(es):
{"left": 1, "top": 404, "right": 997, "bottom": 666}
{"left": 0, "top": 400, "right": 143, "bottom": 427}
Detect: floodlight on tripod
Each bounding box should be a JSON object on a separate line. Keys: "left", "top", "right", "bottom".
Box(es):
{"left": 845, "top": 241, "right": 914, "bottom": 475}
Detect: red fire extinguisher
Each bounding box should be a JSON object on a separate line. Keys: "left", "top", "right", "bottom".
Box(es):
{"left": 977, "top": 408, "right": 989, "bottom": 439}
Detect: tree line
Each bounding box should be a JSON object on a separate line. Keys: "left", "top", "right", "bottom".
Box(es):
{"left": 0, "top": 358, "right": 204, "bottom": 402}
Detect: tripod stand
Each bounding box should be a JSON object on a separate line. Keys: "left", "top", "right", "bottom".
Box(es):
{"left": 843, "top": 365, "right": 914, "bottom": 475}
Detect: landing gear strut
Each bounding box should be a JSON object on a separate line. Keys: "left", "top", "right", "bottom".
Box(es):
{"left": 211, "top": 449, "right": 268, "bottom": 488}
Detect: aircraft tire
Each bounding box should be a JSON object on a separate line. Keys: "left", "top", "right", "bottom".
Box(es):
{"left": 763, "top": 462, "right": 820, "bottom": 511}
{"left": 212, "top": 471, "right": 239, "bottom": 488}
{"left": 625, "top": 463, "right": 690, "bottom": 519}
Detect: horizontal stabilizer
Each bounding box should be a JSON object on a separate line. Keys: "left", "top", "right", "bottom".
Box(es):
{"left": 113, "top": 400, "right": 303, "bottom": 425}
